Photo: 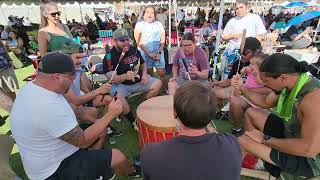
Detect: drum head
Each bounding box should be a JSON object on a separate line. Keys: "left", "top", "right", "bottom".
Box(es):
{"left": 136, "top": 96, "right": 178, "bottom": 131}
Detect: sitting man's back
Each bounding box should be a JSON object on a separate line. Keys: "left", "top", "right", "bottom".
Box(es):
{"left": 141, "top": 81, "right": 242, "bottom": 180}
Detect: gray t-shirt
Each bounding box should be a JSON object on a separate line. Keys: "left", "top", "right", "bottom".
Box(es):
{"left": 141, "top": 133, "right": 242, "bottom": 180}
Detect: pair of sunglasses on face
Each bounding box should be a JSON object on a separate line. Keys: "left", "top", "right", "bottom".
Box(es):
{"left": 49, "top": 11, "right": 61, "bottom": 17}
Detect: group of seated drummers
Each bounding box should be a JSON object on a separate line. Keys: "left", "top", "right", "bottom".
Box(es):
{"left": 9, "top": 27, "right": 320, "bottom": 180}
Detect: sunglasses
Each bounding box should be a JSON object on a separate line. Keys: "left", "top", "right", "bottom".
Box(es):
{"left": 50, "top": 11, "right": 61, "bottom": 17}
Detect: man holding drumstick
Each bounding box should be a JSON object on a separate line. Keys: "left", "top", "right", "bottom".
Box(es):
{"left": 103, "top": 28, "right": 162, "bottom": 129}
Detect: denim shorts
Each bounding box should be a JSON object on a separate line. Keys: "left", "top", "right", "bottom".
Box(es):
{"left": 111, "top": 75, "right": 159, "bottom": 97}
{"left": 140, "top": 50, "right": 165, "bottom": 69}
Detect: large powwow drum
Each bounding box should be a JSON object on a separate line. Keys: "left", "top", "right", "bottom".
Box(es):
{"left": 136, "top": 96, "right": 179, "bottom": 149}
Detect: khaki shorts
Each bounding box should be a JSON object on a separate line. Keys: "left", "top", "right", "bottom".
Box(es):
{"left": 0, "top": 67, "right": 19, "bottom": 93}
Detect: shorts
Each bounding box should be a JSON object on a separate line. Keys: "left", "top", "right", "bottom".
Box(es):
{"left": 264, "top": 113, "right": 316, "bottom": 177}
{"left": 46, "top": 149, "right": 113, "bottom": 180}
{"left": 140, "top": 50, "right": 165, "bottom": 69}
{"left": 0, "top": 67, "right": 19, "bottom": 93}
{"left": 176, "top": 76, "right": 208, "bottom": 86}
{"left": 111, "top": 75, "right": 158, "bottom": 97}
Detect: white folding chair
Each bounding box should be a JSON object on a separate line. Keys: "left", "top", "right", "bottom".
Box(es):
{"left": 87, "top": 55, "right": 107, "bottom": 85}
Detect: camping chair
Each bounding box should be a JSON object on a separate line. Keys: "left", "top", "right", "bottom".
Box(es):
{"left": 0, "top": 134, "right": 20, "bottom": 180}
{"left": 8, "top": 52, "right": 23, "bottom": 69}
{"left": 98, "top": 30, "right": 113, "bottom": 44}
{"left": 87, "top": 54, "right": 108, "bottom": 88}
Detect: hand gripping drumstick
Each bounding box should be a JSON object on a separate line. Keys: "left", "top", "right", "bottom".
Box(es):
{"left": 231, "top": 29, "right": 246, "bottom": 96}
{"left": 182, "top": 58, "right": 192, "bottom": 81}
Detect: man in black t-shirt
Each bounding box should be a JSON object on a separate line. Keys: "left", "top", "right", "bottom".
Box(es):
{"left": 103, "top": 28, "right": 162, "bottom": 128}
{"left": 141, "top": 81, "right": 242, "bottom": 180}
{"left": 211, "top": 37, "right": 261, "bottom": 110}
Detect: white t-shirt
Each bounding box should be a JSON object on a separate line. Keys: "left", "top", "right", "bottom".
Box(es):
{"left": 135, "top": 20, "right": 164, "bottom": 51}
{"left": 156, "top": 13, "right": 167, "bottom": 28}
{"left": 223, "top": 13, "right": 267, "bottom": 46}
{"left": 10, "top": 82, "right": 79, "bottom": 180}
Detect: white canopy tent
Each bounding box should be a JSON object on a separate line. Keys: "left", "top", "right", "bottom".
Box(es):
{"left": 0, "top": 2, "right": 115, "bottom": 25}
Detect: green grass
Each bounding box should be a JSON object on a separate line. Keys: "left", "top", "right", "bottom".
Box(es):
{"left": 0, "top": 63, "right": 260, "bottom": 180}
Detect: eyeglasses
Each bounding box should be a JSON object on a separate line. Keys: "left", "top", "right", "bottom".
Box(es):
{"left": 182, "top": 43, "right": 193, "bottom": 47}
{"left": 50, "top": 11, "right": 61, "bottom": 17}
{"left": 119, "top": 38, "right": 130, "bottom": 42}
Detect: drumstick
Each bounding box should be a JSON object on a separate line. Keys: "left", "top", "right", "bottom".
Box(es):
{"left": 232, "top": 29, "right": 246, "bottom": 96}
{"left": 182, "top": 58, "right": 191, "bottom": 81}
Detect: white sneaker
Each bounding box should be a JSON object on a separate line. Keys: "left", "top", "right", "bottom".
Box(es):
{"left": 221, "top": 103, "right": 230, "bottom": 112}
{"left": 107, "top": 127, "right": 113, "bottom": 135}
{"left": 116, "top": 116, "right": 121, "bottom": 123}
{"left": 132, "top": 122, "right": 139, "bottom": 131}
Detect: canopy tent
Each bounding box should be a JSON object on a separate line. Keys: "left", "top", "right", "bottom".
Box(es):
{"left": 0, "top": 2, "right": 116, "bottom": 25}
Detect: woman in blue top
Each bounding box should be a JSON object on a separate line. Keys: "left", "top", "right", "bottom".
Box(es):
{"left": 134, "top": 6, "right": 167, "bottom": 90}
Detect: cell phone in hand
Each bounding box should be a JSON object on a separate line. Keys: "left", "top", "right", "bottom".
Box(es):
{"left": 114, "top": 91, "right": 118, "bottom": 101}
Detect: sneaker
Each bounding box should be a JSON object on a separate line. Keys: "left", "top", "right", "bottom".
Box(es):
{"left": 106, "top": 172, "right": 116, "bottom": 180}
{"left": 128, "top": 164, "right": 141, "bottom": 178}
{"left": 108, "top": 136, "right": 116, "bottom": 145}
{"left": 108, "top": 126, "right": 123, "bottom": 137}
{"left": 116, "top": 116, "right": 122, "bottom": 123}
{"left": 232, "top": 128, "right": 244, "bottom": 137}
{"left": 131, "top": 122, "right": 139, "bottom": 131}
{"left": 221, "top": 103, "right": 230, "bottom": 112}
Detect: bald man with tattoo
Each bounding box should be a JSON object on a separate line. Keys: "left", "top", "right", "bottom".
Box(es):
{"left": 10, "top": 52, "right": 133, "bottom": 180}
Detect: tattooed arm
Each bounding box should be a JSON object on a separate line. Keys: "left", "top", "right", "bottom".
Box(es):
{"left": 59, "top": 99, "right": 122, "bottom": 149}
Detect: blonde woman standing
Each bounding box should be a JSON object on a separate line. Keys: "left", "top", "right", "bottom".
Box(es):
{"left": 38, "top": 0, "right": 91, "bottom": 93}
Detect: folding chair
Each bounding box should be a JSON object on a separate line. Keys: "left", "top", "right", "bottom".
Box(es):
{"left": 0, "top": 134, "right": 19, "bottom": 180}
{"left": 8, "top": 52, "right": 23, "bottom": 69}
{"left": 87, "top": 55, "right": 107, "bottom": 87}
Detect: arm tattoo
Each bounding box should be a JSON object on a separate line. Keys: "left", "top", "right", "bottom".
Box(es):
{"left": 59, "top": 125, "right": 85, "bottom": 147}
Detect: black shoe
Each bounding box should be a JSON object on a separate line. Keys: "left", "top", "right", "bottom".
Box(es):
{"left": 128, "top": 164, "right": 141, "bottom": 178}
{"left": 106, "top": 172, "right": 116, "bottom": 180}
{"left": 232, "top": 128, "right": 244, "bottom": 137}
{"left": 108, "top": 126, "right": 123, "bottom": 137}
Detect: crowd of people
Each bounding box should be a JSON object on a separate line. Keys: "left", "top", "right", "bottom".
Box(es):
{"left": 0, "top": 0, "right": 320, "bottom": 179}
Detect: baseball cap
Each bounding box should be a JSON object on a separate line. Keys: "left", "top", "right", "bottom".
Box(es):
{"left": 243, "top": 37, "right": 261, "bottom": 53}
{"left": 113, "top": 28, "right": 129, "bottom": 41}
{"left": 38, "top": 52, "right": 76, "bottom": 74}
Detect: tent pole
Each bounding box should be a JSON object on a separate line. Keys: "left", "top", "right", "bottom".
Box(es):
{"left": 78, "top": 2, "right": 84, "bottom": 23}
{"left": 212, "top": 0, "right": 225, "bottom": 79}
{"left": 169, "top": 0, "right": 172, "bottom": 48}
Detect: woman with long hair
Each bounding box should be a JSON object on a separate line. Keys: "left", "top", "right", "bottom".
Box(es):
{"left": 38, "top": 0, "right": 91, "bottom": 92}
{"left": 134, "top": 6, "right": 167, "bottom": 91}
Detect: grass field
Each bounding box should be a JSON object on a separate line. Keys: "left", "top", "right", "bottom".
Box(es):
{"left": 1, "top": 63, "right": 261, "bottom": 180}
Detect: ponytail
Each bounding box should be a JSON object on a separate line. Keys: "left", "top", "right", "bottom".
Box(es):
{"left": 260, "top": 53, "right": 310, "bottom": 78}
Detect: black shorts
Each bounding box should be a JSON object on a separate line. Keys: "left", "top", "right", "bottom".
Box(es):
{"left": 264, "top": 113, "right": 315, "bottom": 177}
{"left": 46, "top": 149, "right": 113, "bottom": 180}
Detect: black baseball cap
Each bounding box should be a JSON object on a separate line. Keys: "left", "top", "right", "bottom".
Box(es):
{"left": 38, "top": 52, "right": 76, "bottom": 74}
{"left": 243, "top": 37, "right": 261, "bottom": 53}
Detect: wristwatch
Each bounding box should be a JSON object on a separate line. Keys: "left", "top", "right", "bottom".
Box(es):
{"left": 263, "top": 134, "right": 271, "bottom": 144}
